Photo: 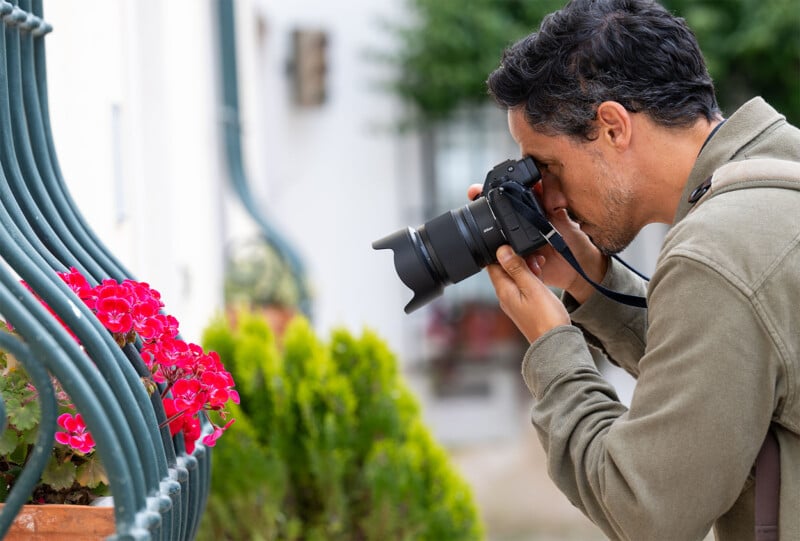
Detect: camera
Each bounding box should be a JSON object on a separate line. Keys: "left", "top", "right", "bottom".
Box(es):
{"left": 373, "top": 157, "right": 549, "bottom": 313}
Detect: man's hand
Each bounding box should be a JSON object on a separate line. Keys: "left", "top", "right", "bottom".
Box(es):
{"left": 534, "top": 208, "right": 608, "bottom": 304}
{"left": 487, "top": 246, "right": 570, "bottom": 343}
{"left": 467, "top": 183, "right": 608, "bottom": 304}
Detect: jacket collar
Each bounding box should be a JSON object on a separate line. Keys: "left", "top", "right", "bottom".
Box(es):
{"left": 673, "top": 97, "right": 786, "bottom": 223}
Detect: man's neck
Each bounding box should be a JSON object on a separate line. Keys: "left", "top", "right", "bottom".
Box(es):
{"left": 646, "top": 116, "right": 725, "bottom": 224}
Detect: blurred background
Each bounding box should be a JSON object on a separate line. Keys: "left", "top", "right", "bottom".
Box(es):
{"left": 41, "top": 0, "right": 799, "bottom": 539}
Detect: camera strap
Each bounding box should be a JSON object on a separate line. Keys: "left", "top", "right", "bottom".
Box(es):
{"left": 546, "top": 231, "right": 648, "bottom": 308}
{"left": 502, "top": 183, "right": 648, "bottom": 308}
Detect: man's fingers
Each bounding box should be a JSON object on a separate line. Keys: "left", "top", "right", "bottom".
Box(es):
{"left": 467, "top": 184, "right": 483, "bottom": 201}
{"left": 492, "top": 246, "right": 546, "bottom": 303}
{"left": 497, "top": 246, "right": 531, "bottom": 282}
{"left": 549, "top": 208, "right": 585, "bottom": 242}
{"left": 526, "top": 255, "right": 546, "bottom": 276}
{"left": 547, "top": 208, "right": 609, "bottom": 292}
{"left": 488, "top": 245, "right": 571, "bottom": 343}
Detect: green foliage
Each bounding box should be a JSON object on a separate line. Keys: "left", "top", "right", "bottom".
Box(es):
{"left": 224, "top": 238, "right": 302, "bottom": 309}
{"left": 361, "top": 420, "right": 482, "bottom": 541}
{"left": 198, "top": 310, "right": 483, "bottom": 541}
{"left": 202, "top": 405, "right": 289, "bottom": 541}
{"left": 0, "top": 342, "right": 109, "bottom": 502}
{"left": 380, "top": 0, "right": 563, "bottom": 123}
{"left": 383, "top": 0, "right": 799, "bottom": 125}
{"left": 663, "top": 0, "right": 800, "bottom": 124}
{"left": 42, "top": 458, "right": 77, "bottom": 491}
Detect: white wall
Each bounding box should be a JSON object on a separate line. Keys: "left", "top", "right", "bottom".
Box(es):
{"left": 41, "top": 0, "right": 418, "bottom": 358}
{"left": 233, "top": 0, "right": 419, "bottom": 356}
{"left": 42, "top": 0, "right": 229, "bottom": 343}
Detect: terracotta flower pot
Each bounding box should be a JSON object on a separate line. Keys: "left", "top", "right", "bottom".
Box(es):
{"left": 0, "top": 503, "right": 115, "bottom": 540}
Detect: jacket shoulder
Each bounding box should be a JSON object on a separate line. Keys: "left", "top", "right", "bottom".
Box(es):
{"left": 662, "top": 186, "right": 800, "bottom": 292}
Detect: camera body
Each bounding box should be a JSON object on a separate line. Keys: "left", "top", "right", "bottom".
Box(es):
{"left": 373, "top": 157, "right": 548, "bottom": 313}
{"left": 481, "top": 157, "right": 547, "bottom": 258}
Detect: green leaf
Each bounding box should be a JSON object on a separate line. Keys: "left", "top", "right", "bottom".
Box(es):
{"left": 0, "top": 428, "right": 19, "bottom": 456}
{"left": 20, "top": 426, "right": 39, "bottom": 445}
{"left": 9, "top": 401, "right": 40, "bottom": 431}
{"left": 76, "top": 459, "right": 108, "bottom": 489}
{"left": 2, "top": 398, "right": 20, "bottom": 418}
{"left": 9, "top": 442, "right": 28, "bottom": 465}
{"left": 42, "top": 457, "right": 77, "bottom": 490}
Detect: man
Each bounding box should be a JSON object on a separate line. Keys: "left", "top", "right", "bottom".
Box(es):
{"left": 473, "top": 0, "right": 800, "bottom": 539}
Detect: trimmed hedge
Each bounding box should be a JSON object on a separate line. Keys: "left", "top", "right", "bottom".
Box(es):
{"left": 198, "top": 310, "right": 483, "bottom": 541}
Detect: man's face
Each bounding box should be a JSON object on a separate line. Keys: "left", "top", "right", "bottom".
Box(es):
{"left": 508, "top": 107, "right": 639, "bottom": 255}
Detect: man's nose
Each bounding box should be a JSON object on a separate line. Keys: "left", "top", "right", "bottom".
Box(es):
{"left": 541, "top": 176, "right": 568, "bottom": 214}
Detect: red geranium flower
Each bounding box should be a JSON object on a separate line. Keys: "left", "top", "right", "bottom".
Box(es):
{"left": 55, "top": 413, "right": 95, "bottom": 454}
{"left": 30, "top": 270, "right": 240, "bottom": 455}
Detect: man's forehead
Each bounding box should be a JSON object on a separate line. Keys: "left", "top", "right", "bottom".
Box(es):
{"left": 509, "top": 108, "right": 557, "bottom": 142}
{"left": 509, "top": 112, "right": 590, "bottom": 163}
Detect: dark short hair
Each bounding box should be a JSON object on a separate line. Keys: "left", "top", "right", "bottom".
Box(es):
{"left": 487, "top": 0, "right": 720, "bottom": 140}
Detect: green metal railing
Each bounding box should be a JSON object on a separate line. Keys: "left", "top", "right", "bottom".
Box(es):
{"left": 216, "top": 0, "right": 312, "bottom": 317}
{"left": 0, "top": 1, "right": 210, "bottom": 539}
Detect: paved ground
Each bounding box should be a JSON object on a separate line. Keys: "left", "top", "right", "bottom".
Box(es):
{"left": 449, "top": 418, "right": 606, "bottom": 541}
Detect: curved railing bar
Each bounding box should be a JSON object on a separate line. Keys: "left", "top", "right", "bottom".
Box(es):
{"left": 192, "top": 445, "right": 212, "bottom": 539}
{"left": 0, "top": 222, "right": 169, "bottom": 536}
{"left": 216, "top": 0, "right": 312, "bottom": 317}
{"left": 0, "top": 183, "right": 180, "bottom": 539}
{"left": 0, "top": 12, "right": 172, "bottom": 540}
{"left": 0, "top": 273, "right": 149, "bottom": 539}
{"left": 9, "top": 5, "right": 185, "bottom": 536}
{"left": 19, "top": 15, "right": 185, "bottom": 528}
{"left": 176, "top": 449, "right": 199, "bottom": 540}
{"left": 0, "top": 3, "right": 97, "bottom": 280}
{"left": 28, "top": 1, "right": 210, "bottom": 537}
{"left": 1, "top": 1, "right": 213, "bottom": 537}
{"left": 27, "top": 0, "right": 131, "bottom": 283}
{"left": 0, "top": 329, "right": 58, "bottom": 539}
{"left": 6, "top": 3, "right": 108, "bottom": 283}
{"left": 0, "top": 1, "right": 170, "bottom": 516}
{"left": 26, "top": 0, "right": 212, "bottom": 532}
{"left": 122, "top": 342, "right": 185, "bottom": 541}
{"left": 2, "top": 218, "right": 176, "bottom": 537}
{"left": 0, "top": 5, "right": 62, "bottom": 273}
{"left": 18, "top": 0, "right": 129, "bottom": 283}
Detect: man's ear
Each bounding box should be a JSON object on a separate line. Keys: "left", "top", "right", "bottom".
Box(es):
{"left": 596, "top": 101, "right": 632, "bottom": 150}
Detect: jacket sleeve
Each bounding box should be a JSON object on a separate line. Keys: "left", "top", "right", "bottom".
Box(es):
{"left": 523, "top": 253, "right": 778, "bottom": 540}
{"left": 563, "top": 257, "right": 648, "bottom": 378}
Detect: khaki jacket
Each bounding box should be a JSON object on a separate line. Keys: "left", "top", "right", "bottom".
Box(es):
{"left": 522, "top": 98, "right": 800, "bottom": 540}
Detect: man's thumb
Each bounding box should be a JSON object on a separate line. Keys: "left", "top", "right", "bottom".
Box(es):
{"left": 497, "top": 246, "right": 529, "bottom": 281}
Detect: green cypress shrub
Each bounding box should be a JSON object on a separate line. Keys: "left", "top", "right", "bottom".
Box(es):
{"left": 198, "top": 309, "right": 483, "bottom": 541}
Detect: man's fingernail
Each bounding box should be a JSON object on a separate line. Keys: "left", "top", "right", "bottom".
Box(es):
{"left": 498, "top": 246, "right": 513, "bottom": 263}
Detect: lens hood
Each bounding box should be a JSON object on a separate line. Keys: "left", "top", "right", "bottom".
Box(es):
{"left": 372, "top": 227, "right": 444, "bottom": 313}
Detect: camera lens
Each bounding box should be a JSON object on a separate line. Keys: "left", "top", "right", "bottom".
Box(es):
{"left": 372, "top": 198, "right": 505, "bottom": 313}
